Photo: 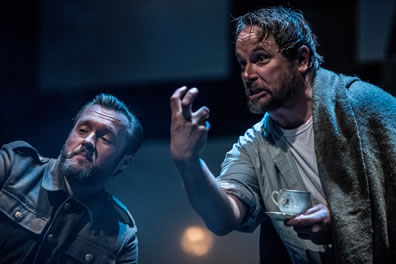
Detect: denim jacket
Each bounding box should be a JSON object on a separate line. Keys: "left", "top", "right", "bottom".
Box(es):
{"left": 0, "top": 141, "right": 138, "bottom": 264}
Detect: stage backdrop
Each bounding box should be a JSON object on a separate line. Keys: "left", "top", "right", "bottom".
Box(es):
{"left": 107, "top": 137, "right": 260, "bottom": 264}
{"left": 38, "top": 0, "right": 231, "bottom": 92}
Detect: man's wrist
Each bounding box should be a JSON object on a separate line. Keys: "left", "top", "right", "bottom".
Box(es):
{"left": 173, "top": 156, "right": 201, "bottom": 172}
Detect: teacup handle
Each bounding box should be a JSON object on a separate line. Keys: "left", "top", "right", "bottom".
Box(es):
{"left": 271, "top": 190, "right": 280, "bottom": 209}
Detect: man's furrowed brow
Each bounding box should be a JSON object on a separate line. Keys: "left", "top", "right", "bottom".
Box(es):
{"left": 235, "top": 53, "right": 245, "bottom": 63}
{"left": 76, "top": 119, "right": 90, "bottom": 127}
{"left": 102, "top": 127, "right": 117, "bottom": 137}
{"left": 252, "top": 43, "right": 270, "bottom": 53}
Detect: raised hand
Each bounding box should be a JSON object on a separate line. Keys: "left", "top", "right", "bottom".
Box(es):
{"left": 170, "top": 86, "right": 210, "bottom": 165}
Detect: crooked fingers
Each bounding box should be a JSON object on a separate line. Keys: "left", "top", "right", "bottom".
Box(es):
{"left": 170, "top": 86, "right": 188, "bottom": 113}
{"left": 181, "top": 88, "right": 199, "bottom": 120}
{"left": 192, "top": 106, "right": 210, "bottom": 126}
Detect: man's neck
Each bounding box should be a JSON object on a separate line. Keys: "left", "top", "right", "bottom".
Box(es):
{"left": 269, "top": 71, "right": 314, "bottom": 129}
{"left": 63, "top": 175, "right": 104, "bottom": 201}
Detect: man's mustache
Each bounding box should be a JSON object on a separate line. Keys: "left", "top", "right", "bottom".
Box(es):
{"left": 68, "top": 145, "right": 94, "bottom": 163}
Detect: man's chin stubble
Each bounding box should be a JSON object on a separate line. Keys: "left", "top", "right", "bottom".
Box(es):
{"left": 60, "top": 157, "right": 94, "bottom": 184}
{"left": 247, "top": 99, "right": 278, "bottom": 114}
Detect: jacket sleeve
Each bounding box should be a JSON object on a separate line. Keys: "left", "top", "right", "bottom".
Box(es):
{"left": 117, "top": 231, "right": 138, "bottom": 264}
{"left": 0, "top": 143, "right": 16, "bottom": 189}
{"left": 0, "top": 141, "right": 44, "bottom": 189}
{"left": 217, "top": 127, "right": 265, "bottom": 233}
{"left": 111, "top": 194, "right": 139, "bottom": 264}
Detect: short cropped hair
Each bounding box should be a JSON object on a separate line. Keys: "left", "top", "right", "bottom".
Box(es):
{"left": 74, "top": 94, "right": 143, "bottom": 155}
{"left": 234, "top": 6, "right": 323, "bottom": 72}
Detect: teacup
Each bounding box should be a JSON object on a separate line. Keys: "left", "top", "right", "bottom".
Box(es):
{"left": 271, "top": 189, "right": 311, "bottom": 215}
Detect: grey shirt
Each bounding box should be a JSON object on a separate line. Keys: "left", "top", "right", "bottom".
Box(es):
{"left": 217, "top": 114, "right": 333, "bottom": 264}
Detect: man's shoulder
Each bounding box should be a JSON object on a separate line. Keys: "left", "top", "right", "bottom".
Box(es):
{"left": 2, "top": 141, "right": 50, "bottom": 165}
{"left": 319, "top": 67, "right": 383, "bottom": 94}
{"left": 225, "top": 117, "right": 271, "bottom": 159}
{"left": 316, "top": 68, "right": 360, "bottom": 89}
{"left": 337, "top": 72, "right": 396, "bottom": 114}
{"left": 234, "top": 123, "right": 262, "bottom": 151}
{"left": 241, "top": 118, "right": 265, "bottom": 138}
{"left": 238, "top": 114, "right": 271, "bottom": 144}
{"left": 104, "top": 193, "right": 136, "bottom": 229}
{"left": 315, "top": 68, "right": 394, "bottom": 109}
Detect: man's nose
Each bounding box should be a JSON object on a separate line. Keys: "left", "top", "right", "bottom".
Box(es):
{"left": 82, "top": 133, "right": 96, "bottom": 152}
{"left": 242, "top": 63, "right": 258, "bottom": 82}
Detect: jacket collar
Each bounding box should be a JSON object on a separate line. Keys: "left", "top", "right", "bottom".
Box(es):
{"left": 42, "top": 158, "right": 68, "bottom": 192}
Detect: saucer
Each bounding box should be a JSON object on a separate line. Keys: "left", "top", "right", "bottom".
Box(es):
{"left": 265, "top": 211, "right": 297, "bottom": 221}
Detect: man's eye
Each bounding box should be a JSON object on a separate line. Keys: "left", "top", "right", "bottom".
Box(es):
{"left": 257, "top": 54, "right": 269, "bottom": 63}
{"left": 101, "top": 136, "right": 111, "bottom": 144}
{"left": 78, "top": 128, "right": 88, "bottom": 134}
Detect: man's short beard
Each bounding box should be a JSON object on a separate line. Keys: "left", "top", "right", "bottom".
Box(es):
{"left": 247, "top": 69, "right": 299, "bottom": 114}
{"left": 59, "top": 145, "right": 101, "bottom": 184}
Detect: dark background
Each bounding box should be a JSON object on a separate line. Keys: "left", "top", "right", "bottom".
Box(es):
{"left": 1, "top": 0, "right": 395, "bottom": 154}
{"left": 1, "top": 0, "right": 395, "bottom": 263}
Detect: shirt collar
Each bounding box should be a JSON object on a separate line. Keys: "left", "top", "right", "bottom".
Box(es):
{"left": 42, "top": 158, "right": 68, "bottom": 192}
{"left": 41, "top": 158, "right": 105, "bottom": 222}
{"left": 261, "top": 112, "right": 282, "bottom": 138}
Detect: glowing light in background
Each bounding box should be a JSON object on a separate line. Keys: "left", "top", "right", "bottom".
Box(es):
{"left": 181, "top": 226, "right": 214, "bottom": 256}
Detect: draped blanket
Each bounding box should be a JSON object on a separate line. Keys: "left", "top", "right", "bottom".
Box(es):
{"left": 312, "top": 68, "right": 396, "bottom": 263}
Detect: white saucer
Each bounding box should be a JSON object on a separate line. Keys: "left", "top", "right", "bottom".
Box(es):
{"left": 265, "top": 211, "right": 297, "bottom": 221}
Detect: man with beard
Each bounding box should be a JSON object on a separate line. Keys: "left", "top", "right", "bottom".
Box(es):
{"left": 0, "top": 94, "right": 143, "bottom": 263}
{"left": 170, "top": 6, "right": 396, "bottom": 264}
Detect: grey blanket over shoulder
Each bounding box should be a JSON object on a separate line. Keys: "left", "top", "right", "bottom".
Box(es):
{"left": 312, "top": 68, "right": 396, "bottom": 263}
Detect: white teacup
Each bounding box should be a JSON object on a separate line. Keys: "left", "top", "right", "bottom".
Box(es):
{"left": 271, "top": 189, "right": 311, "bottom": 215}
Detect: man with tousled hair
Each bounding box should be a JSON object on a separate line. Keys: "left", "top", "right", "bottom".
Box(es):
{"left": 0, "top": 93, "right": 143, "bottom": 263}
{"left": 170, "top": 6, "right": 396, "bottom": 263}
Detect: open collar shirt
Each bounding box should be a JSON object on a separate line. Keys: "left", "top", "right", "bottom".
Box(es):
{"left": 217, "top": 113, "right": 333, "bottom": 264}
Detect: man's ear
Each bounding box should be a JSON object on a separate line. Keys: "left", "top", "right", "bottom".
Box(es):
{"left": 297, "top": 45, "right": 310, "bottom": 74}
{"left": 119, "top": 154, "right": 133, "bottom": 171}
{"left": 111, "top": 154, "right": 133, "bottom": 178}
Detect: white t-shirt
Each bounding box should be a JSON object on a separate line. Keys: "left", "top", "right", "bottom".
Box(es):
{"left": 280, "top": 116, "right": 327, "bottom": 206}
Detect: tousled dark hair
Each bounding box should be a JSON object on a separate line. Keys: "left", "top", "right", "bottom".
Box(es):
{"left": 74, "top": 94, "right": 143, "bottom": 155}
{"left": 234, "top": 6, "right": 323, "bottom": 72}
